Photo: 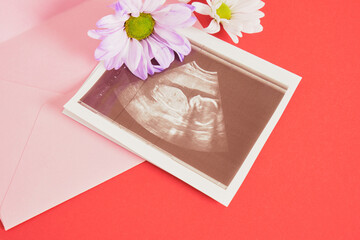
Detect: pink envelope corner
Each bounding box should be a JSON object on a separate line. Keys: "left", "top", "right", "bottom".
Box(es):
{"left": 0, "top": 0, "right": 139, "bottom": 230}
{"left": 0, "top": 0, "right": 202, "bottom": 230}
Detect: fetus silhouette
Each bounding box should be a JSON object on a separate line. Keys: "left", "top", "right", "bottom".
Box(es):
{"left": 115, "top": 61, "right": 228, "bottom": 152}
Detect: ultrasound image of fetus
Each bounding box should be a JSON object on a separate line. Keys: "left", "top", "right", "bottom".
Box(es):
{"left": 116, "top": 61, "right": 228, "bottom": 152}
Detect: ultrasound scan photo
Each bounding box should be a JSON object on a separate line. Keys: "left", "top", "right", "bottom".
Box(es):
{"left": 80, "top": 46, "right": 286, "bottom": 187}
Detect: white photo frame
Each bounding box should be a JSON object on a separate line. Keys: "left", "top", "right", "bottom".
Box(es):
{"left": 63, "top": 27, "right": 301, "bottom": 206}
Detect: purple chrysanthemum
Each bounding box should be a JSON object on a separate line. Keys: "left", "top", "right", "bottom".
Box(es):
{"left": 88, "top": 0, "right": 196, "bottom": 80}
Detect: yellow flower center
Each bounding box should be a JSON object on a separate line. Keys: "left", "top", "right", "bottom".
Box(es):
{"left": 216, "top": 3, "right": 232, "bottom": 20}
{"left": 125, "top": 13, "right": 155, "bottom": 40}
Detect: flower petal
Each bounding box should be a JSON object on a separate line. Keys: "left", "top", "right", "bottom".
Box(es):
{"left": 231, "top": 0, "right": 265, "bottom": 13}
{"left": 110, "top": 1, "right": 127, "bottom": 13}
{"left": 156, "top": 14, "right": 196, "bottom": 30}
{"left": 99, "top": 29, "right": 126, "bottom": 50}
{"left": 120, "top": 0, "right": 141, "bottom": 17}
{"left": 125, "top": 39, "right": 143, "bottom": 72}
{"left": 133, "top": 54, "right": 148, "bottom": 80}
{"left": 154, "top": 26, "right": 185, "bottom": 46}
{"left": 94, "top": 29, "right": 128, "bottom": 60}
{"left": 224, "top": 0, "right": 237, "bottom": 6}
{"left": 104, "top": 56, "right": 118, "bottom": 69}
{"left": 223, "top": 19, "right": 243, "bottom": 34}
{"left": 153, "top": 25, "right": 191, "bottom": 57}
{"left": 154, "top": 26, "right": 191, "bottom": 52}
{"left": 96, "top": 14, "right": 129, "bottom": 29}
{"left": 152, "top": 3, "right": 194, "bottom": 28}
{"left": 88, "top": 30, "right": 103, "bottom": 40}
{"left": 142, "top": 0, "right": 166, "bottom": 13}
{"left": 231, "top": 11, "right": 264, "bottom": 22}
{"left": 206, "top": 0, "right": 213, "bottom": 6}
{"left": 223, "top": 22, "right": 241, "bottom": 43}
{"left": 203, "top": 19, "right": 220, "bottom": 34}
{"left": 147, "top": 36, "right": 175, "bottom": 68}
{"left": 192, "top": 2, "right": 212, "bottom": 15}
{"left": 140, "top": 40, "right": 156, "bottom": 75}
{"left": 211, "top": 0, "right": 223, "bottom": 10}
{"left": 113, "top": 54, "right": 125, "bottom": 70}
{"left": 113, "top": 36, "right": 130, "bottom": 70}
{"left": 88, "top": 27, "right": 122, "bottom": 40}
{"left": 242, "top": 19, "right": 263, "bottom": 33}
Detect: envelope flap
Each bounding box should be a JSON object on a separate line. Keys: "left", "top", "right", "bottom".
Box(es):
{"left": 0, "top": 95, "right": 142, "bottom": 230}
{"left": 0, "top": 80, "right": 55, "bottom": 207}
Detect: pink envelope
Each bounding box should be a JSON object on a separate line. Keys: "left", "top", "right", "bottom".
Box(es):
{"left": 0, "top": 0, "right": 202, "bottom": 230}
{"left": 0, "top": 0, "right": 141, "bottom": 230}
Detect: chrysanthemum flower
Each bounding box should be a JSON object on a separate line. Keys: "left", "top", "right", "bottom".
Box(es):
{"left": 88, "top": 0, "right": 196, "bottom": 80}
{"left": 191, "top": 0, "right": 265, "bottom": 43}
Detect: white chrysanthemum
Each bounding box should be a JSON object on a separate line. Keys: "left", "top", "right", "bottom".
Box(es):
{"left": 192, "top": 0, "right": 265, "bottom": 43}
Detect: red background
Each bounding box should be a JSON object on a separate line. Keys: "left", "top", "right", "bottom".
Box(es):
{"left": 1, "top": 0, "right": 359, "bottom": 239}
